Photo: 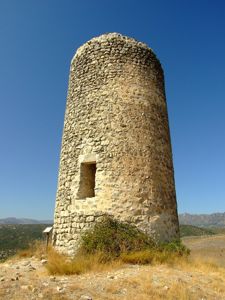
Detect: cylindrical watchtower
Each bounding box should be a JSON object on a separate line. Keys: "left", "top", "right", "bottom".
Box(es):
{"left": 53, "top": 33, "right": 179, "bottom": 255}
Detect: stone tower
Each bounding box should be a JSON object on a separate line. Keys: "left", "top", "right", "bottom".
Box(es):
{"left": 53, "top": 33, "right": 179, "bottom": 255}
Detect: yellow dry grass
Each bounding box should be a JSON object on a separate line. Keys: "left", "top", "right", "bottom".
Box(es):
{"left": 105, "top": 276, "right": 192, "bottom": 300}
{"left": 3, "top": 239, "right": 225, "bottom": 300}
{"left": 120, "top": 248, "right": 183, "bottom": 265}
{"left": 183, "top": 236, "right": 225, "bottom": 273}
{"left": 45, "top": 244, "right": 191, "bottom": 275}
{"left": 103, "top": 261, "right": 225, "bottom": 300}
{"left": 46, "top": 247, "right": 123, "bottom": 275}
{"left": 11, "top": 239, "right": 225, "bottom": 279}
{"left": 10, "top": 240, "right": 46, "bottom": 261}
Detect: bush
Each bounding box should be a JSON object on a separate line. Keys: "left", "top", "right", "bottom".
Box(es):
{"left": 120, "top": 250, "right": 155, "bottom": 264}
{"left": 79, "top": 216, "right": 189, "bottom": 262}
{"left": 120, "top": 241, "right": 190, "bottom": 265}
{"left": 159, "top": 240, "right": 190, "bottom": 256}
{"left": 46, "top": 217, "right": 190, "bottom": 274}
{"left": 79, "top": 216, "right": 156, "bottom": 258}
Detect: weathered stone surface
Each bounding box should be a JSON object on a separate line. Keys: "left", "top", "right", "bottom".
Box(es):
{"left": 53, "top": 33, "right": 179, "bottom": 255}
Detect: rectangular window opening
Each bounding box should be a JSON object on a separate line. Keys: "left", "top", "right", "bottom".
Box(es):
{"left": 77, "top": 162, "right": 96, "bottom": 199}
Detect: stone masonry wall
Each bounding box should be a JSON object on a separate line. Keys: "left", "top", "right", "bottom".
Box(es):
{"left": 53, "top": 33, "right": 179, "bottom": 256}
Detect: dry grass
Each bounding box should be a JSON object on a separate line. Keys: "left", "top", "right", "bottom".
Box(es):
{"left": 12, "top": 240, "right": 46, "bottom": 260}
{"left": 8, "top": 240, "right": 122, "bottom": 275}
{"left": 120, "top": 248, "right": 225, "bottom": 274}
{"left": 46, "top": 244, "right": 190, "bottom": 275}
{"left": 46, "top": 247, "right": 123, "bottom": 275}
{"left": 45, "top": 217, "right": 189, "bottom": 275}
{"left": 3, "top": 238, "right": 225, "bottom": 300}
{"left": 171, "top": 252, "right": 225, "bottom": 274}
{"left": 37, "top": 289, "right": 70, "bottom": 300}
{"left": 9, "top": 240, "right": 190, "bottom": 276}
{"left": 10, "top": 239, "right": 225, "bottom": 281}
{"left": 183, "top": 234, "right": 225, "bottom": 268}
{"left": 120, "top": 249, "right": 185, "bottom": 265}
{"left": 105, "top": 275, "right": 192, "bottom": 300}
{"left": 119, "top": 248, "right": 225, "bottom": 299}
{"left": 104, "top": 265, "right": 225, "bottom": 300}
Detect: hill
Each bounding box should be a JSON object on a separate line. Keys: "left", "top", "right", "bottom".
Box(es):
{"left": 0, "top": 217, "right": 52, "bottom": 224}
{"left": 180, "top": 225, "right": 215, "bottom": 237}
{"left": 0, "top": 224, "right": 50, "bottom": 260}
{"left": 179, "top": 212, "right": 225, "bottom": 228}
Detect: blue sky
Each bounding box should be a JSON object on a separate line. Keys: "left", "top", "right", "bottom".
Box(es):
{"left": 0, "top": 0, "right": 224, "bottom": 219}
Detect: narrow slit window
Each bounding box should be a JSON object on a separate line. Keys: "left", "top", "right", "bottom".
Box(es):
{"left": 77, "top": 162, "right": 96, "bottom": 199}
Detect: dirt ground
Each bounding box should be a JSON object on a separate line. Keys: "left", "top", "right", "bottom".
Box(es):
{"left": 0, "top": 235, "right": 225, "bottom": 300}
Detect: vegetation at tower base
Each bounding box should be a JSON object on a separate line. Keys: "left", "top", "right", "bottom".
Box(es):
{"left": 2, "top": 222, "right": 222, "bottom": 262}
{"left": 79, "top": 216, "right": 155, "bottom": 257}
{"left": 79, "top": 216, "right": 188, "bottom": 258}
{"left": 47, "top": 217, "right": 189, "bottom": 275}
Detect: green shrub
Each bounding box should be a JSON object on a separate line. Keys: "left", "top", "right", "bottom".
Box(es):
{"left": 47, "top": 217, "right": 190, "bottom": 274}
{"left": 159, "top": 240, "right": 190, "bottom": 256}
{"left": 79, "top": 216, "right": 156, "bottom": 258}
{"left": 79, "top": 216, "right": 189, "bottom": 259}
{"left": 120, "top": 249, "right": 155, "bottom": 264}
{"left": 120, "top": 241, "right": 190, "bottom": 265}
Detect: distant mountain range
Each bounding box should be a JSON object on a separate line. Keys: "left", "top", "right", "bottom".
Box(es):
{"left": 179, "top": 213, "right": 225, "bottom": 228}
{"left": 1, "top": 213, "right": 225, "bottom": 227}
{"left": 0, "top": 217, "right": 53, "bottom": 225}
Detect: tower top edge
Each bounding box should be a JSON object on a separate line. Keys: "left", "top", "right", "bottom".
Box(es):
{"left": 71, "top": 33, "right": 154, "bottom": 63}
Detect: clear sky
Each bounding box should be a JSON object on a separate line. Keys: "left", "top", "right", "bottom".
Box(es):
{"left": 0, "top": 0, "right": 225, "bottom": 220}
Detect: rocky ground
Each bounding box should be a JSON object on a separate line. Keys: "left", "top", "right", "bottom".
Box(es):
{"left": 0, "top": 254, "right": 225, "bottom": 300}
{"left": 1, "top": 235, "right": 225, "bottom": 300}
